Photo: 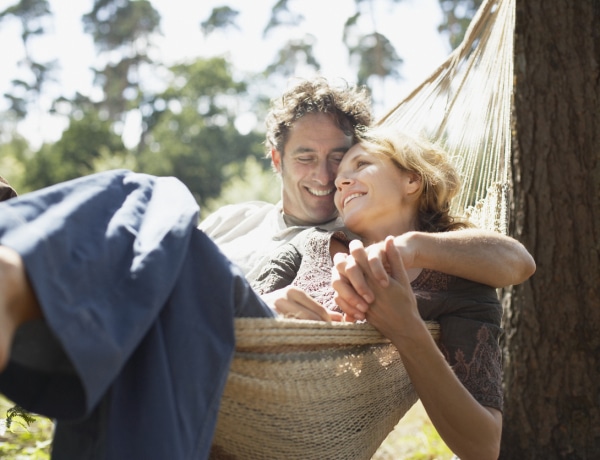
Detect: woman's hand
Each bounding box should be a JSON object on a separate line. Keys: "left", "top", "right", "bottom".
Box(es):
{"left": 359, "top": 237, "right": 422, "bottom": 338}
{"left": 333, "top": 237, "right": 421, "bottom": 331}
{"left": 261, "top": 286, "right": 343, "bottom": 322}
{"left": 332, "top": 236, "right": 419, "bottom": 321}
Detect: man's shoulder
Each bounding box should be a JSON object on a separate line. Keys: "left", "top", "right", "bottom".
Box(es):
{"left": 201, "top": 201, "right": 278, "bottom": 221}
{"left": 199, "top": 201, "right": 281, "bottom": 236}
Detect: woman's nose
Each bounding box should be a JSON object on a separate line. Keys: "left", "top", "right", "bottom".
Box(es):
{"left": 334, "top": 174, "right": 352, "bottom": 190}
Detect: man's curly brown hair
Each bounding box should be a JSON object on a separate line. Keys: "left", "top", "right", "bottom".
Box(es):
{"left": 264, "top": 77, "right": 372, "bottom": 156}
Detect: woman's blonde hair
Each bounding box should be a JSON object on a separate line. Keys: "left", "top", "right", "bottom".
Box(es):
{"left": 357, "top": 126, "right": 472, "bottom": 232}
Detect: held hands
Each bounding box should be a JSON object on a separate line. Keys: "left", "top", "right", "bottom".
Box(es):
{"left": 332, "top": 236, "right": 420, "bottom": 332}
{"left": 331, "top": 234, "right": 419, "bottom": 320}
{"left": 261, "top": 286, "right": 344, "bottom": 322}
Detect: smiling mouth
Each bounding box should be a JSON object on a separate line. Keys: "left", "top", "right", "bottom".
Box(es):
{"left": 343, "top": 193, "right": 364, "bottom": 208}
{"left": 307, "top": 187, "right": 335, "bottom": 197}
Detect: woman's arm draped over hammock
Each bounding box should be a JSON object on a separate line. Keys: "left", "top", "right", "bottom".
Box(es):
{"left": 335, "top": 238, "right": 503, "bottom": 460}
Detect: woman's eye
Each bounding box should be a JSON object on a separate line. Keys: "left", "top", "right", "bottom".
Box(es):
{"left": 356, "top": 160, "right": 369, "bottom": 168}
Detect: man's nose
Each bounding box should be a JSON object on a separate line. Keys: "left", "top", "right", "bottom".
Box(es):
{"left": 313, "top": 161, "right": 335, "bottom": 185}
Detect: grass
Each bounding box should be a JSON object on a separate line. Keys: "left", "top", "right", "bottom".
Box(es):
{"left": 1, "top": 396, "right": 452, "bottom": 459}
{"left": 373, "top": 401, "right": 454, "bottom": 460}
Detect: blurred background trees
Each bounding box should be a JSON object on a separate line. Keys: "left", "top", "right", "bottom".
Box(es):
{"left": 3, "top": 2, "right": 599, "bottom": 459}
{"left": 0, "top": 0, "right": 479, "bottom": 216}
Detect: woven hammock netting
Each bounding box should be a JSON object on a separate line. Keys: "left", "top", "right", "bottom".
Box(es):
{"left": 211, "top": 0, "right": 515, "bottom": 458}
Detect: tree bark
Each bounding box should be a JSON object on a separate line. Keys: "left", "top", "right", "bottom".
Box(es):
{"left": 501, "top": 0, "right": 600, "bottom": 458}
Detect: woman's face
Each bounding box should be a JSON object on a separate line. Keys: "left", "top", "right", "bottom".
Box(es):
{"left": 334, "top": 144, "right": 420, "bottom": 243}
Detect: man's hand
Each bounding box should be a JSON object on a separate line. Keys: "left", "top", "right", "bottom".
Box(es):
{"left": 261, "top": 286, "right": 343, "bottom": 322}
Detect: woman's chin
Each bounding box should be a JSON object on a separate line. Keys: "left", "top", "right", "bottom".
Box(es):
{"left": 341, "top": 215, "right": 362, "bottom": 235}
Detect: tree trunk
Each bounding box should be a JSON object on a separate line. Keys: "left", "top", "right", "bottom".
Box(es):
{"left": 501, "top": 0, "right": 600, "bottom": 458}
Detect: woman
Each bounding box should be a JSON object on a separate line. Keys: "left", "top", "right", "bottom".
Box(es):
{"left": 254, "top": 127, "right": 504, "bottom": 460}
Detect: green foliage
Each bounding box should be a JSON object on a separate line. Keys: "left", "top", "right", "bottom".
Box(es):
{"left": 83, "top": 0, "right": 161, "bottom": 121}
{"left": 438, "top": 0, "right": 483, "bottom": 49}
{"left": 137, "top": 57, "right": 266, "bottom": 207}
{"left": 0, "top": 135, "right": 31, "bottom": 193}
{"left": 83, "top": 0, "right": 160, "bottom": 50}
{"left": 373, "top": 403, "right": 453, "bottom": 460}
{"left": 0, "top": 0, "right": 482, "bottom": 218}
{"left": 349, "top": 32, "right": 403, "bottom": 86}
{"left": 200, "top": 6, "right": 240, "bottom": 36}
{"left": 259, "top": 0, "right": 409, "bottom": 91}
{"left": 23, "top": 111, "right": 128, "bottom": 190}
{"left": 6, "top": 405, "right": 36, "bottom": 429}
{"left": 0, "top": 0, "right": 55, "bottom": 120}
{"left": 203, "top": 156, "right": 280, "bottom": 217}
{"left": 0, "top": 0, "right": 51, "bottom": 40}
{"left": 264, "top": 36, "right": 320, "bottom": 77}
{"left": 263, "top": 0, "right": 304, "bottom": 37}
{"left": 0, "top": 395, "right": 53, "bottom": 459}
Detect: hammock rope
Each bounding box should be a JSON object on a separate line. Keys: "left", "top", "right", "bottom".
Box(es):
{"left": 378, "top": 0, "right": 514, "bottom": 234}
{"left": 211, "top": 0, "right": 515, "bottom": 458}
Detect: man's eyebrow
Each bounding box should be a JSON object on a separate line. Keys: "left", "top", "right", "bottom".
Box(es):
{"left": 289, "top": 147, "right": 317, "bottom": 155}
{"left": 288, "top": 145, "right": 350, "bottom": 156}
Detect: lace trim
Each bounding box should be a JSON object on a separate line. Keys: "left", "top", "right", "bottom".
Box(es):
{"left": 291, "top": 230, "right": 349, "bottom": 312}
{"left": 441, "top": 324, "right": 503, "bottom": 409}
{"left": 411, "top": 269, "right": 451, "bottom": 291}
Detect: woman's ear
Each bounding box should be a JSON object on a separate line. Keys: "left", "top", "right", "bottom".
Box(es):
{"left": 406, "top": 172, "right": 422, "bottom": 195}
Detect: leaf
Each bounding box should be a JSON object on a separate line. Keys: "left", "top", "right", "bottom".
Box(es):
{"left": 6, "top": 405, "right": 36, "bottom": 429}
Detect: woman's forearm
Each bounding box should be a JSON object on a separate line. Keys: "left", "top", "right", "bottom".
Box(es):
{"left": 390, "top": 319, "right": 502, "bottom": 460}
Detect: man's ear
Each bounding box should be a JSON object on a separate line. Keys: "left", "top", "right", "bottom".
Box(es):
{"left": 271, "top": 148, "right": 282, "bottom": 173}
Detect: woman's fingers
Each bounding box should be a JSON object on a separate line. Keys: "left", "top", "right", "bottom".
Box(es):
{"left": 364, "top": 241, "right": 392, "bottom": 287}
{"left": 343, "top": 240, "right": 377, "bottom": 303}
{"left": 332, "top": 252, "right": 368, "bottom": 319}
{"left": 383, "top": 235, "right": 409, "bottom": 284}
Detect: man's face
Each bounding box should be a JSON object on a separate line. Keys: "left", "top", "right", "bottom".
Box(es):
{"left": 271, "top": 113, "right": 354, "bottom": 225}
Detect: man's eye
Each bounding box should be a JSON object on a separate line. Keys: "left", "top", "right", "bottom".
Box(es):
{"left": 297, "top": 157, "right": 313, "bottom": 163}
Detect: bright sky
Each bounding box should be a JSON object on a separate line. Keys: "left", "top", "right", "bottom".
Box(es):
{"left": 0, "top": 0, "right": 451, "bottom": 148}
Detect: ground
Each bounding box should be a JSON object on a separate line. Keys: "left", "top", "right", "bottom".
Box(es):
{"left": 1, "top": 396, "right": 453, "bottom": 459}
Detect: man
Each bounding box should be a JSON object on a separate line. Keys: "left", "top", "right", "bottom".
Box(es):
{"left": 200, "top": 77, "right": 372, "bottom": 283}
{"left": 201, "top": 77, "right": 535, "bottom": 290}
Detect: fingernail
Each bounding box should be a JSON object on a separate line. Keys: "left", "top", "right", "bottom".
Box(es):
{"left": 357, "top": 303, "right": 368, "bottom": 312}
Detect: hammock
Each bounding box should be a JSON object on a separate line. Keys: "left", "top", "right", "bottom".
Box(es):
{"left": 211, "top": 319, "right": 439, "bottom": 460}
{"left": 211, "top": 0, "right": 514, "bottom": 458}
